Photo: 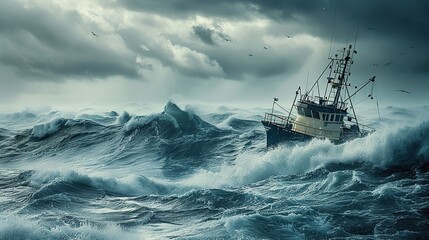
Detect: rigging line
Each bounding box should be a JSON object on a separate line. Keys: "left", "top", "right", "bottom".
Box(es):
{"left": 375, "top": 82, "right": 381, "bottom": 121}
{"left": 345, "top": 84, "right": 360, "bottom": 130}
{"left": 317, "top": 78, "right": 321, "bottom": 97}
{"left": 354, "top": 96, "right": 371, "bottom": 106}
{"left": 353, "top": 81, "right": 367, "bottom": 88}
{"left": 376, "top": 101, "right": 381, "bottom": 121}
{"left": 324, "top": 59, "right": 334, "bottom": 98}
{"left": 344, "top": 76, "right": 376, "bottom": 102}
{"left": 274, "top": 102, "right": 295, "bottom": 117}
{"left": 307, "top": 61, "right": 331, "bottom": 94}
{"left": 305, "top": 68, "right": 310, "bottom": 93}
{"left": 353, "top": 75, "right": 375, "bottom": 88}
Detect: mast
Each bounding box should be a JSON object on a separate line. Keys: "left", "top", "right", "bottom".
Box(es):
{"left": 333, "top": 45, "right": 353, "bottom": 106}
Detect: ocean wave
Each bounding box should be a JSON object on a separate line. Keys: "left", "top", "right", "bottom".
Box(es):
{"left": 29, "top": 117, "right": 110, "bottom": 141}
{"left": 123, "top": 101, "right": 219, "bottom": 139}
{"left": 216, "top": 115, "right": 261, "bottom": 131}
{"left": 0, "top": 128, "right": 13, "bottom": 141}
{"left": 27, "top": 170, "right": 170, "bottom": 200}
{"left": 0, "top": 214, "right": 136, "bottom": 240}
{"left": 162, "top": 101, "right": 216, "bottom": 133}
{"left": 31, "top": 118, "right": 68, "bottom": 140}
{"left": 116, "top": 111, "right": 131, "bottom": 125}
{"left": 124, "top": 114, "right": 180, "bottom": 137}
{"left": 223, "top": 212, "right": 329, "bottom": 239}
{"left": 74, "top": 113, "right": 117, "bottom": 125}
{"left": 1, "top": 103, "right": 428, "bottom": 239}
{"left": 180, "top": 121, "right": 429, "bottom": 188}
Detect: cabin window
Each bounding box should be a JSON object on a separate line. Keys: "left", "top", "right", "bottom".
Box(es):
{"left": 304, "top": 109, "right": 312, "bottom": 118}
{"left": 297, "top": 107, "right": 305, "bottom": 116}
{"left": 322, "top": 114, "right": 326, "bottom": 121}
{"left": 330, "top": 115, "right": 335, "bottom": 122}
{"left": 312, "top": 111, "right": 320, "bottom": 119}
{"left": 325, "top": 114, "right": 330, "bottom": 121}
{"left": 335, "top": 115, "right": 340, "bottom": 122}
{"left": 340, "top": 116, "right": 344, "bottom": 122}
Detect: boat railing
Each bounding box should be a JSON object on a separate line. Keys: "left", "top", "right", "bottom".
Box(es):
{"left": 263, "top": 112, "right": 340, "bottom": 139}
{"left": 263, "top": 113, "right": 295, "bottom": 127}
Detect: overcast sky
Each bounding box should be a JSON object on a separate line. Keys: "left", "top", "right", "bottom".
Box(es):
{"left": 0, "top": 0, "right": 428, "bottom": 112}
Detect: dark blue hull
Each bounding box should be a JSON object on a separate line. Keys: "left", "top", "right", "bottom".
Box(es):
{"left": 261, "top": 120, "right": 312, "bottom": 148}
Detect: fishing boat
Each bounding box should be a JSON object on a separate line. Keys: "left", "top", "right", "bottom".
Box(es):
{"left": 262, "top": 44, "right": 376, "bottom": 148}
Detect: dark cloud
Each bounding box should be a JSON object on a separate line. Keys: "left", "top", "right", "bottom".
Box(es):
{"left": 192, "top": 25, "right": 216, "bottom": 45}
{"left": 119, "top": 0, "right": 429, "bottom": 43}
{"left": 118, "top": 1, "right": 253, "bottom": 20}
{"left": 117, "top": 0, "right": 429, "bottom": 78}
{"left": 192, "top": 24, "right": 232, "bottom": 46}
{"left": 0, "top": 1, "right": 140, "bottom": 81}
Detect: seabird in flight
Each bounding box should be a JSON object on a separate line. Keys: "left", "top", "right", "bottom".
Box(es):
{"left": 91, "top": 31, "right": 99, "bottom": 37}
{"left": 396, "top": 89, "right": 410, "bottom": 94}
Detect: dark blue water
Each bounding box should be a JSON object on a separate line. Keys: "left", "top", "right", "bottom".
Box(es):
{"left": 0, "top": 102, "right": 428, "bottom": 239}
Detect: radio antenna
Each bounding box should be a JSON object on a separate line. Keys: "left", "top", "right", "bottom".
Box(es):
{"left": 328, "top": 7, "right": 337, "bottom": 58}
{"left": 352, "top": 28, "right": 359, "bottom": 56}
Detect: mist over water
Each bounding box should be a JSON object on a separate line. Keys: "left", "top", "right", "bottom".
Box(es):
{"left": 0, "top": 101, "right": 428, "bottom": 239}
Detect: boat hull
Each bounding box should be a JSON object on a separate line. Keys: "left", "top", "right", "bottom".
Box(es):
{"left": 261, "top": 120, "right": 312, "bottom": 148}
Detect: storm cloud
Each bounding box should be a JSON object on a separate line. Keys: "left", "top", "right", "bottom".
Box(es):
{"left": 118, "top": 0, "right": 429, "bottom": 73}
{"left": 0, "top": 0, "right": 428, "bottom": 110}
{"left": 0, "top": 1, "right": 139, "bottom": 81}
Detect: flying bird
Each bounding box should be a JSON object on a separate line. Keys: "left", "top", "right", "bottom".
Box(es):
{"left": 373, "top": 62, "right": 393, "bottom": 67}
{"left": 263, "top": 46, "right": 268, "bottom": 50}
{"left": 396, "top": 89, "right": 410, "bottom": 94}
{"left": 224, "top": 38, "right": 231, "bottom": 42}
{"left": 285, "top": 35, "right": 293, "bottom": 38}
{"left": 248, "top": 54, "right": 253, "bottom": 57}
{"left": 91, "top": 31, "right": 99, "bottom": 37}
{"left": 368, "top": 27, "right": 376, "bottom": 30}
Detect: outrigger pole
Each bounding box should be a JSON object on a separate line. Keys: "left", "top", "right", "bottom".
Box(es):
{"left": 344, "top": 76, "right": 376, "bottom": 102}
{"left": 286, "top": 87, "right": 300, "bottom": 126}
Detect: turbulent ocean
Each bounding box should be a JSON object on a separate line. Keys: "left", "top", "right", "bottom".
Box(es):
{"left": 0, "top": 101, "right": 428, "bottom": 239}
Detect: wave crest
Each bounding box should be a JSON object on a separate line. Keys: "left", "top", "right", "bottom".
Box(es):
{"left": 31, "top": 118, "right": 68, "bottom": 139}
{"left": 123, "top": 101, "right": 216, "bottom": 137}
